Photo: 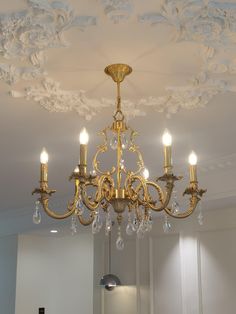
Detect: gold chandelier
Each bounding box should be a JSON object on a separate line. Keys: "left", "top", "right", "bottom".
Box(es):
{"left": 32, "top": 64, "right": 206, "bottom": 249}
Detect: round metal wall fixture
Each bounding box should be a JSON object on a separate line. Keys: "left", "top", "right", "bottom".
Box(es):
{"left": 100, "top": 274, "right": 121, "bottom": 291}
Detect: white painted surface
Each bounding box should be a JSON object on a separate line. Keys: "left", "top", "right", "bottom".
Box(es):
{"left": 0, "top": 235, "right": 18, "bottom": 314}
{"left": 15, "top": 233, "right": 93, "bottom": 314}
{"left": 99, "top": 207, "right": 236, "bottom": 314}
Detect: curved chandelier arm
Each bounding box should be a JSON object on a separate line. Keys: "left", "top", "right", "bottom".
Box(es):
{"left": 125, "top": 175, "right": 149, "bottom": 203}
{"left": 32, "top": 178, "right": 81, "bottom": 220}
{"left": 164, "top": 183, "right": 207, "bottom": 218}
{"left": 77, "top": 211, "right": 96, "bottom": 226}
{"left": 125, "top": 174, "right": 176, "bottom": 212}
{"left": 124, "top": 129, "right": 145, "bottom": 176}
{"left": 40, "top": 197, "right": 76, "bottom": 220}
{"left": 80, "top": 175, "right": 115, "bottom": 210}
{"left": 164, "top": 196, "right": 199, "bottom": 218}
{"left": 93, "top": 128, "right": 116, "bottom": 176}
{"left": 148, "top": 180, "right": 174, "bottom": 212}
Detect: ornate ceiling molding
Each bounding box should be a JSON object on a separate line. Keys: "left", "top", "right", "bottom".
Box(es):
{"left": 138, "top": 0, "right": 236, "bottom": 44}
{"left": 0, "top": 0, "right": 96, "bottom": 65}
{"left": 100, "top": 0, "right": 133, "bottom": 23}
{"left": 1, "top": 0, "right": 236, "bottom": 118}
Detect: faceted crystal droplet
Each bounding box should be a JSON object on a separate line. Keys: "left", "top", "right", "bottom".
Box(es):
{"left": 198, "top": 211, "right": 203, "bottom": 226}
{"left": 126, "top": 222, "right": 135, "bottom": 236}
{"left": 116, "top": 235, "right": 124, "bottom": 250}
{"left": 172, "top": 200, "right": 180, "bottom": 215}
{"left": 121, "top": 134, "right": 128, "bottom": 149}
{"left": 163, "top": 216, "right": 171, "bottom": 233}
{"left": 92, "top": 212, "right": 103, "bottom": 234}
{"left": 110, "top": 135, "right": 118, "bottom": 150}
{"left": 33, "top": 208, "right": 41, "bottom": 224}
{"left": 105, "top": 212, "right": 112, "bottom": 236}
{"left": 146, "top": 215, "right": 153, "bottom": 232}
{"left": 70, "top": 215, "right": 77, "bottom": 235}
{"left": 76, "top": 199, "right": 85, "bottom": 215}
{"left": 137, "top": 227, "right": 144, "bottom": 239}
{"left": 132, "top": 217, "right": 139, "bottom": 231}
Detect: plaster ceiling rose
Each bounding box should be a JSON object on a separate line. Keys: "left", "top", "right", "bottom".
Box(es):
{"left": 0, "top": 0, "right": 235, "bottom": 118}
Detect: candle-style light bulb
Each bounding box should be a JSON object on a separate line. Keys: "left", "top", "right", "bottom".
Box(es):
{"left": 79, "top": 128, "right": 89, "bottom": 175}
{"left": 79, "top": 128, "right": 89, "bottom": 145}
{"left": 40, "top": 148, "right": 48, "bottom": 184}
{"left": 188, "top": 151, "right": 198, "bottom": 182}
{"left": 40, "top": 148, "right": 48, "bottom": 164}
{"left": 162, "top": 129, "right": 172, "bottom": 147}
{"left": 162, "top": 129, "right": 172, "bottom": 173}
{"left": 142, "top": 168, "right": 149, "bottom": 180}
{"left": 188, "top": 151, "right": 198, "bottom": 165}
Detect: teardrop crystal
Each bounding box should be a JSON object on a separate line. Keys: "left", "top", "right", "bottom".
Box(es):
{"left": 92, "top": 214, "right": 102, "bottom": 234}
{"left": 198, "top": 211, "right": 203, "bottom": 225}
{"left": 110, "top": 135, "right": 118, "bottom": 150}
{"left": 33, "top": 208, "right": 41, "bottom": 224}
{"left": 116, "top": 235, "right": 124, "bottom": 250}
{"left": 172, "top": 200, "right": 180, "bottom": 214}
{"left": 70, "top": 215, "right": 77, "bottom": 235}
{"left": 163, "top": 216, "right": 171, "bottom": 233}
{"left": 121, "top": 134, "right": 128, "bottom": 149}
{"left": 126, "top": 222, "right": 135, "bottom": 236}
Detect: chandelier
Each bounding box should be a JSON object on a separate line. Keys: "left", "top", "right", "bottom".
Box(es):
{"left": 32, "top": 63, "right": 206, "bottom": 249}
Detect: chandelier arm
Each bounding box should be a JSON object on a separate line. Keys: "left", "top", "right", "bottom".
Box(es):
{"left": 128, "top": 143, "right": 145, "bottom": 176}
{"left": 125, "top": 175, "right": 149, "bottom": 203}
{"left": 80, "top": 175, "right": 115, "bottom": 210}
{"left": 40, "top": 197, "right": 76, "bottom": 219}
{"left": 164, "top": 195, "right": 199, "bottom": 218}
{"left": 93, "top": 128, "right": 116, "bottom": 176}
{"left": 164, "top": 182, "right": 207, "bottom": 218}
{"left": 80, "top": 184, "right": 100, "bottom": 211}
{"left": 77, "top": 211, "right": 96, "bottom": 226}
{"left": 147, "top": 180, "right": 174, "bottom": 212}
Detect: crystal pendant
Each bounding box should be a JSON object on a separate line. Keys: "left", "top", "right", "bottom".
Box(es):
{"left": 137, "top": 224, "right": 145, "bottom": 239}
{"left": 126, "top": 222, "right": 135, "bottom": 236}
{"left": 198, "top": 211, "right": 203, "bottom": 225}
{"left": 197, "top": 202, "right": 204, "bottom": 225}
{"left": 171, "top": 191, "right": 180, "bottom": 214}
{"left": 146, "top": 215, "right": 153, "bottom": 232}
{"left": 76, "top": 199, "right": 85, "bottom": 215}
{"left": 105, "top": 211, "right": 112, "bottom": 236}
{"left": 121, "top": 134, "right": 128, "bottom": 149}
{"left": 33, "top": 201, "right": 41, "bottom": 224}
{"left": 163, "top": 215, "right": 171, "bottom": 233}
{"left": 70, "top": 215, "right": 78, "bottom": 235}
{"left": 116, "top": 227, "right": 124, "bottom": 250}
{"left": 110, "top": 135, "right": 118, "bottom": 150}
{"left": 132, "top": 217, "right": 139, "bottom": 231}
{"left": 172, "top": 200, "right": 180, "bottom": 215}
{"left": 92, "top": 212, "right": 103, "bottom": 234}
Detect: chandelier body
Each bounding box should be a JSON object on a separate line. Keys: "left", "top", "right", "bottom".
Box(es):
{"left": 33, "top": 64, "right": 206, "bottom": 242}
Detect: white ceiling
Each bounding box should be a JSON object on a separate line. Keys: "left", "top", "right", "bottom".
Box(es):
{"left": 0, "top": 0, "right": 236, "bottom": 234}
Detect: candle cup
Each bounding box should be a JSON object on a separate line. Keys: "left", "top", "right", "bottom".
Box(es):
{"left": 189, "top": 165, "right": 197, "bottom": 182}
{"left": 164, "top": 146, "right": 172, "bottom": 174}
{"left": 40, "top": 163, "right": 48, "bottom": 190}
{"left": 80, "top": 144, "right": 87, "bottom": 175}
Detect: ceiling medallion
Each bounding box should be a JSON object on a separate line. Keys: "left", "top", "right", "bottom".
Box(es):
{"left": 32, "top": 64, "right": 206, "bottom": 249}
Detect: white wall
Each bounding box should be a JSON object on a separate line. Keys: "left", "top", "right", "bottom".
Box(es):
{"left": 97, "top": 206, "right": 236, "bottom": 314}
{"left": 15, "top": 233, "right": 94, "bottom": 314}
{"left": 0, "top": 234, "right": 18, "bottom": 314}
